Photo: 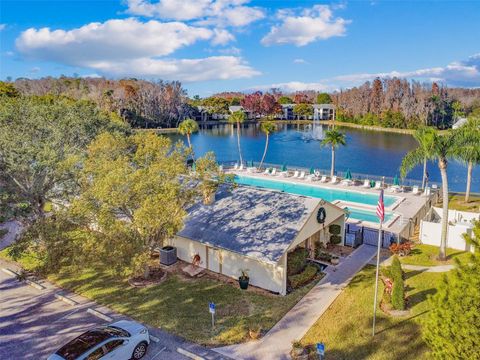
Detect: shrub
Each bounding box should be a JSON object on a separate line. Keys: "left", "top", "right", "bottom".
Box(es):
{"left": 287, "top": 247, "right": 308, "bottom": 276}
{"left": 391, "top": 279, "right": 405, "bottom": 310}
{"left": 389, "top": 242, "right": 412, "bottom": 256}
{"left": 0, "top": 228, "right": 8, "bottom": 240}
{"left": 315, "top": 249, "right": 332, "bottom": 262}
{"left": 289, "top": 265, "right": 318, "bottom": 289}
{"left": 330, "top": 235, "right": 342, "bottom": 245}
{"left": 329, "top": 224, "right": 341, "bottom": 235}
{"left": 390, "top": 256, "right": 405, "bottom": 310}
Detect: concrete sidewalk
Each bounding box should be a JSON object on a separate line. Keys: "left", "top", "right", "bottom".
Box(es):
{"left": 215, "top": 245, "right": 378, "bottom": 360}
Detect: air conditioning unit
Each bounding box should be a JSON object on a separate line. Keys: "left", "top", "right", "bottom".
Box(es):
{"left": 160, "top": 246, "right": 177, "bottom": 266}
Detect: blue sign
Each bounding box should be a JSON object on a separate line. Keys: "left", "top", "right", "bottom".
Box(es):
{"left": 316, "top": 343, "right": 325, "bottom": 356}
{"left": 209, "top": 302, "right": 216, "bottom": 314}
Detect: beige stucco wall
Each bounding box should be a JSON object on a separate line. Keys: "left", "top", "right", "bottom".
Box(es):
{"left": 171, "top": 235, "right": 287, "bottom": 295}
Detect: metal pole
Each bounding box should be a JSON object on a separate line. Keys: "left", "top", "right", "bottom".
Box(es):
{"left": 372, "top": 220, "right": 383, "bottom": 336}
{"left": 211, "top": 312, "right": 215, "bottom": 328}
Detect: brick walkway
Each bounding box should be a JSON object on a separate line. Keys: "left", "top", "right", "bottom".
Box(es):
{"left": 214, "top": 245, "right": 378, "bottom": 360}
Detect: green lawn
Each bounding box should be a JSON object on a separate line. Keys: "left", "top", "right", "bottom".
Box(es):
{"left": 301, "top": 265, "right": 444, "bottom": 360}
{"left": 438, "top": 194, "right": 480, "bottom": 212}
{"left": 0, "top": 249, "right": 318, "bottom": 346}
{"left": 400, "top": 244, "right": 472, "bottom": 266}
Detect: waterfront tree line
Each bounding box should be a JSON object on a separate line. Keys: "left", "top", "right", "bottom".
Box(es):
{"left": 3, "top": 76, "right": 480, "bottom": 130}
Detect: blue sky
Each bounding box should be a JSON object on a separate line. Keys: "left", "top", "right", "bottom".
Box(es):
{"left": 1, "top": 0, "right": 479, "bottom": 96}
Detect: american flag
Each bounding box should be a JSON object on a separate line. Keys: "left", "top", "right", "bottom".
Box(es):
{"left": 376, "top": 189, "right": 385, "bottom": 222}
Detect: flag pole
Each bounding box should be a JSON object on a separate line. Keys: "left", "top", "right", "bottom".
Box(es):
{"left": 372, "top": 217, "right": 383, "bottom": 336}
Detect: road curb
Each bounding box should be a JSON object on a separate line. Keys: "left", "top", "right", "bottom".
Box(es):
{"left": 1, "top": 267, "right": 18, "bottom": 277}
{"left": 55, "top": 293, "right": 78, "bottom": 306}
{"left": 25, "top": 278, "right": 45, "bottom": 290}
{"left": 177, "top": 347, "right": 205, "bottom": 360}
{"left": 87, "top": 308, "right": 113, "bottom": 322}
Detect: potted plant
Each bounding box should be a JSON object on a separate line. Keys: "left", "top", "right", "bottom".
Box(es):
{"left": 238, "top": 269, "right": 250, "bottom": 290}
{"left": 331, "top": 255, "right": 340, "bottom": 265}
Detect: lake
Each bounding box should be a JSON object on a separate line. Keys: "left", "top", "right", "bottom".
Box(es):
{"left": 167, "top": 123, "right": 478, "bottom": 193}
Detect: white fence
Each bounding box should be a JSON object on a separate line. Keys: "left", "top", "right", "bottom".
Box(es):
{"left": 419, "top": 207, "right": 479, "bottom": 252}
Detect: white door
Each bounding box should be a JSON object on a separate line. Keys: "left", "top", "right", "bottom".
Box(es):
{"left": 207, "top": 247, "right": 221, "bottom": 273}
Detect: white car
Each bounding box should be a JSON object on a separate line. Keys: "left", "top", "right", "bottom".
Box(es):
{"left": 47, "top": 320, "right": 150, "bottom": 360}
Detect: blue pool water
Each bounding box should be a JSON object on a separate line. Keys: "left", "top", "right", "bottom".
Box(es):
{"left": 344, "top": 207, "right": 394, "bottom": 223}
{"left": 234, "top": 175, "right": 397, "bottom": 207}
{"left": 234, "top": 175, "right": 396, "bottom": 224}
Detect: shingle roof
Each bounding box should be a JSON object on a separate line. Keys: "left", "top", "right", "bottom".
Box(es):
{"left": 177, "top": 186, "right": 319, "bottom": 264}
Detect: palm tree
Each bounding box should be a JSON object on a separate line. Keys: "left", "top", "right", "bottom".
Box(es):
{"left": 454, "top": 117, "right": 480, "bottom": 203}
{"left": 228, "top": 111, "right": 246, "bottom": 165}
{"left": 321, "top": 129, "right": 346, "bottom": 177}
{"left": 412, "top": 126, "right": 436, "bottom": 189}
{"left": 259, "top": 121, "right": 276, "bottom": 170}
{"left": 178, "top": 118, "right": 199, "bottom": 159}
{"left": 400, "top": 128, "right": 459, "bottom": 261}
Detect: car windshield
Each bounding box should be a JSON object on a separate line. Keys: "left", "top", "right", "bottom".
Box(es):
{"left": 55, "top": 326, "right": 128, "bottom": 360}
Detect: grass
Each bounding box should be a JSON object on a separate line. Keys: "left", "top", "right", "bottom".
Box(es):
{"left": 400, "top": 244, "right": 472, "bottom": 267}
{"left": 438, "top": 193, "right": 480, "bottom": 212}
{"left": 301, "top": 265, "right": 444, "bottom": 360}
{"left": 0, "top": 249, "right": 318, "bottom": 346}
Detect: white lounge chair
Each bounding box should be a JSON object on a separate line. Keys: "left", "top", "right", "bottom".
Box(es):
{"left": 292, "top": 170, "right": 299, "bottom": 178}
{"left": 238, "top": 164, "right": 244, "bottom": 171}
{"left": 271, "top": 168, "right": 277, "bottom": 176}
{"left": 320, "top": 175, "right": 327, "bottom": 183}
{"left": 362, "top": 179, "right": 370, "bottom": 188}
{"left": 341, "top": 178, "right": 353, "bottom": 186}
{"left": 298, "top": 171, "right": 306, "bottom": 180}
{"left": 423, "top": 186, "right": 431, "bottom": 196}
{"left": 374, "top": 181, "right": 382, "bottom": 189}
{"left": 412, "top": 185, "right": 419, "bottom": 195}
{"left": 233, "top": 163, "right": 238, "bottom": 170}
{"left": 330, "top": 176, "right": 339, "bottom": 184}
{"left": 263, "top": 168, "right": 270, "bottom": 175}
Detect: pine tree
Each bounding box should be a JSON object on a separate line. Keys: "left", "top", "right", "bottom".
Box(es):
{"left": 423, "top": 230, "right": 480, "bottom": 359}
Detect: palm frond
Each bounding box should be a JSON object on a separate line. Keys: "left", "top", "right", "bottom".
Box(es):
{"left": 400, "top": 147, "right": 427, "bottom": 179}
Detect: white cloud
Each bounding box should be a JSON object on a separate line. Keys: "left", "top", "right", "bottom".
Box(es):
{"left": 252, "top": 54, "right": 480, "bottom": 92}
{"left": 89, "top": 56, "right": 260, "bottom": 82}
{"left": 293, "top": 58, "right": 307, "bottom": 64}
{"left": 211, "top": 28, "right": 235, "bottom": 45}
{"left": 0, "top": 24, "right": 6, "bottom": 31}
{"left": 261, "top": 5, "right": 349, "bottom": 46}
{"left": 15, "top": 18, "right": 259, "bottom": 82}
{"left": 126, "top": 0, "right": 264, "bottom": 27}
{"left": 217, "top": 46, "right": 241, "bottom": 55}
{"left": 16, "top": 18, "right": 213, "bottom": 62}
{"left": 29, "top": 66, "right": 40, "bottom": 74}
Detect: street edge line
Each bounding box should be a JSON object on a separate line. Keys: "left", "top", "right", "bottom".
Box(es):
{"left": 55, "top": 293, "right": 78, "bottom": 306}
{"left": 177, "top": 348, "right": 205, "bottom": 360}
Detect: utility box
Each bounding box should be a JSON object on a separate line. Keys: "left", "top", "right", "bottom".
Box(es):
{"left": 159, "top": 246, "right": 177, "bottom": 266}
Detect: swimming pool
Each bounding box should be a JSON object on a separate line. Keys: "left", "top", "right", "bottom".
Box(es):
{"left": 234, "top": 175, "right": 398, "bottom": 207}
{"left": 344, "top": 207, "right": 394, "bottom": 224}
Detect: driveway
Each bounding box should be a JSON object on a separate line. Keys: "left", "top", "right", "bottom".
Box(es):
{"left": 0, "top": 259, "right": 229, "bottom": 360}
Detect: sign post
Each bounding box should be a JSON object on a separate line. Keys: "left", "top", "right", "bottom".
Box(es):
{"left": 316, "top": 343, "right": 325, "bottom": 360}
{"left": 209, "top": 302, "right": 216, "bottom": 328}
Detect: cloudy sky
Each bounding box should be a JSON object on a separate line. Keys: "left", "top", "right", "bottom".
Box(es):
{"left": 1, "top": 0, "right": 479, "bottom": 96}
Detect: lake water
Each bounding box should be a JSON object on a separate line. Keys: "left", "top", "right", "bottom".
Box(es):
{"left": 168, "top": 123, "right": 478, "bottom": 193}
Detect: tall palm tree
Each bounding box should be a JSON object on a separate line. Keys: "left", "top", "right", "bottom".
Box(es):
{"left": 454, "top": 117, "right": 480, "bottom": 203}
{"left": 228, "top": 111, "right": 246, "bottom": 165}
{"left": 259, "top": 121, "right": 276, "bottom": 170}
{"left": 412, "top": 126, "right": 436, "bottom": 189}
{"left": 321, "top": 129, "right": 346, "bottom": 177}
{"left": 178, "top": 118, "right": 199, "bottom": 159}
{"left": 400, "top": 129, "right": 459, "bottom": 261}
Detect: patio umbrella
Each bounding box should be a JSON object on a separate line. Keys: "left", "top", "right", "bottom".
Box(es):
{"left": 250, "top": 160, "right": 255, "bottom": 167}
{"left": 192, "top": 162, "right": 196, "bottom": 171}
{"left": 281, "top": 164, "right": 287, "bottom": 171}
{"left": 309, "top": 167, "right": 315, "bottom": 175}
{"left": 345, "top": 169, "right": 352, "bottom": 180}
{"left": 393, "top": 175, "right": 400, "bottom": 186}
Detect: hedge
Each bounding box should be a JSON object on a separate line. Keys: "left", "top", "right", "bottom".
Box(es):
{"left": 287, "top": 247, "right": 308, "bottom": 276}
{"left": 329, "top": 224, "right": 341, "bottom": 235}
{"left": 330, "top": 235, "right": 342, "bottom": 244}
{"left": 390, "top": 256, "right": 405, "bottom": 310}
{"left": 289, "top": 264, "right": 318, "bottom": 289}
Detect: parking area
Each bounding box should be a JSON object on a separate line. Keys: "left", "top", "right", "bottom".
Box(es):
{"left": 0, "top": 266, "right": 213, "bottom": 360}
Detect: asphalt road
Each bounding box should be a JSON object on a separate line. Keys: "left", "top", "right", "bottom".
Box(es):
{"left": 0, "top": 268, "right": 195, "bottom": 360}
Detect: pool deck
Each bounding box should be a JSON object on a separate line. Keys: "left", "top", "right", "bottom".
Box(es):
{"left": 229, "top": 170, "right": 436, "bottom": 236}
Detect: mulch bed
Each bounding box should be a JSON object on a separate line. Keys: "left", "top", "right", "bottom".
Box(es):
{"left": 128, "top": 267, "right": 167, "bottom": 287}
